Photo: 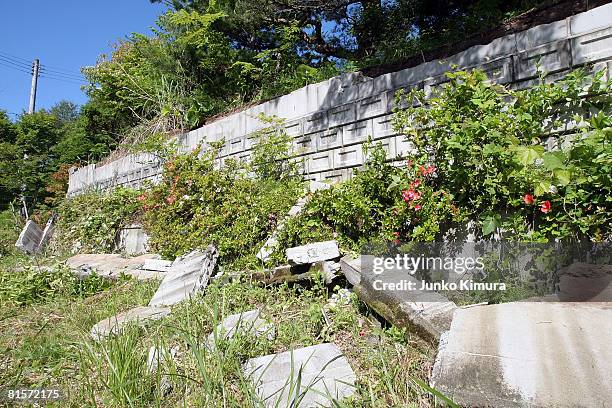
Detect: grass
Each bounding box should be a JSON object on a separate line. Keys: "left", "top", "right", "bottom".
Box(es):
{"left": 0, "top": 251, "right": 443, "bottom": 407}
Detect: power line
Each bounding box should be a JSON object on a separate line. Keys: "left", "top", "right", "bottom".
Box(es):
{"left": 39, "top": 73, "right": 86, "bottom": 85}
{"left": 40, "top": 64, "right": 82, "bottom": 76}
{"left": 0, "top": 55, "right": 32, "bottom": 70}
{"left": 0, "top": 50, "right": 31, "bottom": 64}
{"left": 39, "top": 67, "right": 84, "bottom": 80}
{"left": 0, "top": 60, "right": 31, "bottom": 75}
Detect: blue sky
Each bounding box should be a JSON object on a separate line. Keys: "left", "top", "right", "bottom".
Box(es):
{"left": 0, "top": 0, "right": 167, "bottom": 120}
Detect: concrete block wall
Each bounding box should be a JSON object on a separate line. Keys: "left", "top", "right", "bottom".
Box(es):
{"left": 68, "top": 3, "right": 612, "bottom": 196}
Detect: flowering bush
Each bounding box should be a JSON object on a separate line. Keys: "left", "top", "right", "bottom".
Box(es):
{"left": 393, "top": 68, "right": 611, "bottom": 241}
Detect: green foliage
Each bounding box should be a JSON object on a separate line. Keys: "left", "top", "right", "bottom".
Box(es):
{"left": 142, "top": 147, "right": 304, "bottom": 267}
{"left": 393, "top": 68, "right": 612, "bottom": 241}
{"left": 0, "top": 209, "right": 21, "bottom": 256}
{"left": 56, "top": 188, "right": 142, "bottom": 253}
{"left": 0, "top": 264, "right": 112, "bottom": 306}
{"left": 249, "top": 114, "right": 301, "bottom": 181}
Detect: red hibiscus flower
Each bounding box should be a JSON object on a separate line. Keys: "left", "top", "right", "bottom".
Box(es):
{"left": 410, "top": 179, "right": 422, "bottom": 188}
{"left": 523, "top": 194, "right": 534, "bottom": 205}
{"left": 540, "top": 200, "right": 551, "bottom": 213}
{"left": 414, "top": 204, "right": 422, "bottom": 211}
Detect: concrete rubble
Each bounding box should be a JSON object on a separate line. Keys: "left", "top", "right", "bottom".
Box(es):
{"left": 66, "top": 253, "right": 162, "bottom": 280}
{"left": 340, "top": 255, "right": 457, "bottom": 341}
{"left": 287, "top": 241, "right": 340, "bottom": 265}
{"left": 257, "top": 181, "right": 331, "bottom": 262}
{"left": 15, "top": 217, "right": 56, "bottom": 254}
{"left": 431, "top": 302, "right": 612, "bottom": 407}
{"left": 148, "top": 246, "right": 219, "bottom": 307}
{"left": 207, "top": 309, "right": 275, "bottom": 349}
{"left": 90, "top": 306, "right": 171, "bottom": 341}
{"left": 244, "top": 343, "right": 356, "bottom": 408}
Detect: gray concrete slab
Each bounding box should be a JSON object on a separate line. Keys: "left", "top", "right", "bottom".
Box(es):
{"left": 148, "top": 247, "right": 219, "bottom": 307}
{"left": 66, "top": 253, "right": 160, "bottom": 279}
{"left": 287, "top": 241, "right": 340, "bottom": 265}
{"left": 207, "top": 309, "right": 275, "bottom": 349}
{"left": 340, "top": 255, "right": 456, "bottom": 341}
{"left": 244, "top": 343, "right": 356, "bottom": 408}
{"left": 431, "top": 302, "right": 612, "bottom": 407}
{"left": 91, "top": 306, "right": 171, "bottom": 341}
{"left": 15, "top": 220, "right": 43, "bottom": 254}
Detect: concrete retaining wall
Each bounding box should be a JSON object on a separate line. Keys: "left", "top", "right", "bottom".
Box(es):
{"left": 68, "top": 3, "right": 612, "bottom": 196}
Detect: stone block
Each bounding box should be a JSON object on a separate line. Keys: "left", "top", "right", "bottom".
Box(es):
{"left": 570, "top": 2, "right": 612, "bottom": 35}
{"left": 66, "top": 253, "right": 159, "bottom": 279}
{"left": 115, "top": 225, "right": 149, "bottom": 255}
{"left": 572, "top": 27, "right": 612, "bottom": 65}
{"left": 516, "top": 19, "right": 568, "bottom": 51}
{"left": 431, "top": 302, "right": 612, "bottom": 407}
{"left": 514, "top": 39, "right": 571, "bottom": 80}
{"left": 286, "top": 241, "right": 340, "bottom": 265}
{"left": 148, "top": 247, "right": 219, "bottom": 307}
{"left": 207, "top": 309, "right": 275, "bottom": 349}
{"left": 333, "top": 145, "right": 363, "bottom": 169}
{"left": 244, "top": 343, "right": 356, "bottom": 407}
{"left": 340, "top": 255, "right": 457, "bottom": 341}
{"left": 91, "top": 306, "right": 171, "bottom": 341}
{"left": 15, "top": 220, "right": 43, "bottom": 254}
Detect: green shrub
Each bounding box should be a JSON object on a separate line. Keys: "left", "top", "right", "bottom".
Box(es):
{"left": 142, "top": 146, "right": 304, "bottom": 268}
{"left": 56, "top": 188, "right": 143, "bottom": 253}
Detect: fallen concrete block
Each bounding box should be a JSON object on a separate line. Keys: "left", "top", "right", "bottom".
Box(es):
{"left": 340, "top": 255, "right": 456, "bottom": 341}
{"left": 207, "top": 309, "right": 275, "bottom": 349}
{"left": 38, "top": 216, "right": 56, "bottom": 252}
{"left": 66, "top": 253, "right": 160, "bottom": 280}
{"left": 91, "top": 306, "right": 171, "bottom": 341}
{"left": 537, "top": 262, "right": 612, "bottom": 302}
{"left": 148, "top": 246, "right": 219, "bottom": 307}
{"left": 287, "top": 241, "right": 340, "bottom": 265}
{"left": 244, "top": 343, "right": 356, "bottom": 407}
{"left": 15, "top": 220, "right": 43, "bottom": 254}
{"left": 115, "top": 224, "right": 149, "bottom": 255}
{"left": 141, "top": 259, "right": 173, "bottom": 272}
{"left": 431, "top": 302, "right": 612, "bottom": 407}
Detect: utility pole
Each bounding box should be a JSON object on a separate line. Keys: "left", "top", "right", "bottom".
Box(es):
{"left": 28, "top": 59, "right": 40, "bottom": 114}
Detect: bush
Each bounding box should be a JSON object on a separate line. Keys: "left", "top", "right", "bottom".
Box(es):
{"left": 56, "top": 188, "right": 142, "bottom": 253}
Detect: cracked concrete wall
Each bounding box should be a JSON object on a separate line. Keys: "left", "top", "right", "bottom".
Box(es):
{"left": 68, "top": 3, "right": 612, "bottom": 196}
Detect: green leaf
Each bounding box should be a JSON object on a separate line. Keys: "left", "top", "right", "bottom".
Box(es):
{"left": 515, "top": 146, "right": 543, "bottom": 166}
{"left": 542, "top": 151, "right": 566, "bottom": 171}
{"left": 553, "top": 169, "right": 571, "bottom": 186}
{"left": 534, "top": 180, "right": 551, "bottom": 196}
{"left": 481, "top": 214, "right": 501, "bottom": 236}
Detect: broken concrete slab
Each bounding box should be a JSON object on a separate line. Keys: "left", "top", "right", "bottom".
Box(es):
{"left": 148, "top": 246, "right": 219, "bottom": 307}
{"left": 38, "top": 216, "right": 56, "bottom": 252}
{"left": 207, "top": 309, "right": 275, "bottom": 349}
{"left": 287, "top": 241, "right": 340, "bottom": 265}
{"left": 91, "top": 306, "right": 171, "bottom": 341}
{"left": 340, "top": 255, "right": 456, "bottom": 341}
{"left": 116, "top": 224, "right": 149, "bottom": 255}
{"left": 15, "top": 220, "right": 44, "bottom": 254}
{"left": 431, "top": 302, "right": 612, "bottom": 407}
{"left": 66, "top": 253, "right": 160, "bottom": 280}
{"left": 244, "top": 343, "right": 356, "bottom": 408}
{"left": 311, "top": 261, "right": 341, "bottom": 284}
{"left": 141, "top": 259, "right": 173, "bottom": 272}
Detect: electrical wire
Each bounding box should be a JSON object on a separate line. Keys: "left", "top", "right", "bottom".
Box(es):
{"left": 0, "top": 60, "right": 31, "bottom": 75}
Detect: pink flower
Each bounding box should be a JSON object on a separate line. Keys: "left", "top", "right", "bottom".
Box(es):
{"left": 402, "top": 189, "right": 421, "bottom": 202}
{"left": 410, "top": 179, "right": 422, "bottom": 188}
{"left": 540, "top": 201, "right": 551, "bottom": 213}
{"left": 414, "top": 204, "right": 422, "bottom": 211}
{"left": 523, "top": 194, "right": 534, "bottom": 205}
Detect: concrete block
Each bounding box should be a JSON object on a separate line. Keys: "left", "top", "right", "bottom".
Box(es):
{"left": 66, "top": 253, "right": 160, "bottom": 279}
{"left": 333, "top": 145, "right": 363, "bottom": 169}
{"left": 340, "top": 255, "right": 457, "bottom": 341}
{"left": 306, "top": 151, "right": 333, "bottom": 173}
{"left": 516, "top": 19, "right": 568, "bottom": 51}
{"left": 514, "top": 39, "right": 571, "bottom": 80}
{"left": 572, "top": 27, "right": 612, "bottom": 65}
{"left": 479, "top": 56, "right": 514, "bottom": 84}
{"left": 116, "top": 225, "right": 149, "bottom": 255}
{"left": 286, "top": 241, "right": 340, "bottom": 265}
{"left": 244, "top": 343, "right": 356, "bottom": 408}
{"left": 372, "top": 114, "right": 397, "bottom": 139}
{"left": 393, "top": 136, "right": 416, "bottom": 158}
{"left": 356, "top": 94, "right": 386, "bottom": 121}
{"left": 342, "top": 119, "right": 373, "bottom": 145}
{"left": 304, "top": 111, "right": 328, "bottom": 133}
{"left": 570, "top": 2, "right": 612, "bottom": 35}
{"left": 148, "top": 247, "right": 219, "bottom": 307}
{"left": 314, "top": 128, "right": 342, "bottom": 150}
{"left": 207, "top": 309, "right": 275, "bottom": 349}
{"left": 431, "top": 302, "right": 612, "bottom": 407}
{"left": 284, "top": 119, "right": 303, "bottom": 138}
{"left": 328, "top": 104, "right": 355, "bottom": 127}
{"left": 91, "top": 306, "right": 171, "bottom": 341}
{"left": 15, "top": 220, "right": 43, "bottom": 254}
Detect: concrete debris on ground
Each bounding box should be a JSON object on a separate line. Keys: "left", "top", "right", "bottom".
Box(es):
{"left": 244, "top": 343, "right": 356, "bottom": 408}
{"left": 207, "top": 309, "right": 275, "bottom": 350}
{"left": 431, "top": 302, "right": 612, "bottom": 407}
{"left": 66, "top": 253, "right": 161, "bottom": 280}
{"left": 257, "top": 181, "right": 331, "bottom": 262}
{"left": 535, "top": 262, "right": 612, "bottom": 302}
{"left": 286, "top": 241, "right": 340, "bottom": 265}
{"left": 115, "top": 224, "right": 149, "bottom": 255}
{"left": 90, "top": 306, "right": 171, "bottom": 341}
{"left": 340, "top": 255, "right": 456, "bottom": 341}
{"left": 327, "top": 288, "right": 353, "bottom": 308}
{"left": 148, "top": 246, "right": 219, "bottom": 307}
